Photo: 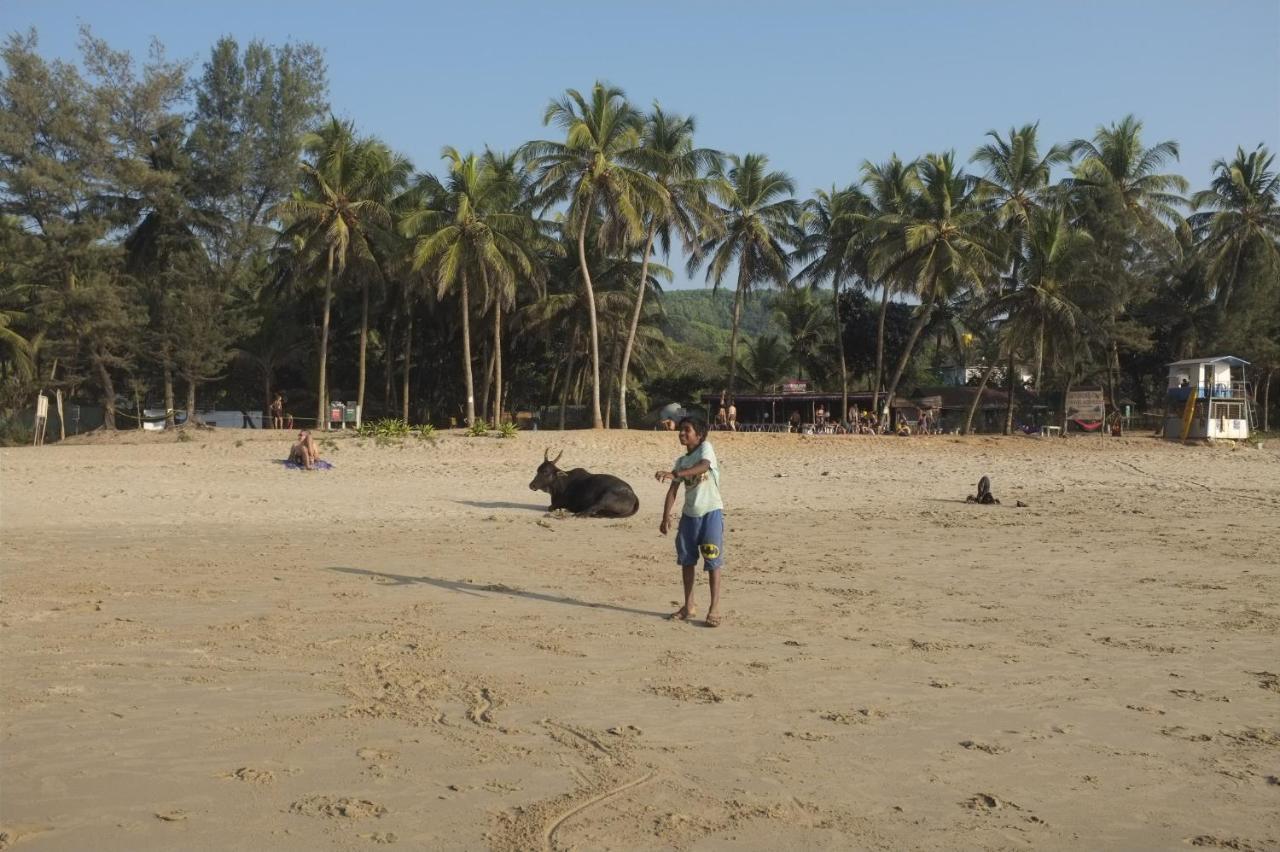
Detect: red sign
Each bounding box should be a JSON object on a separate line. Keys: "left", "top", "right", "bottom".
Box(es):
{"left": 781, "top": 380, "right": 808, "bottom": 394}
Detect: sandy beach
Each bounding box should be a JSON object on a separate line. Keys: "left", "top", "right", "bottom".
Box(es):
{"left": 1, "top": 429, "right": 1278, "bottom": 850}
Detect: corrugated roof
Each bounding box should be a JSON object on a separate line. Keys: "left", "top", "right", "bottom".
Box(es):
{"left": 1166, "top": 355, "right": 1250, "bottom": 367}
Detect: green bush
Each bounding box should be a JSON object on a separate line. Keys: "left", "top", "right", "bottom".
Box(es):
{"left": 0, "top": 418, "right": 33, "bottom": 446}
{"left": 416, "top": 424, "right": 437, "bottom": 442}
{"left": 356, "top": 418, "right": 412, "bottom": 438}
{"left": 496, "top": 421, "right": 519, "bottom": 438}
{"left": 466, "top": 421, "right": 489, "bottom": 437}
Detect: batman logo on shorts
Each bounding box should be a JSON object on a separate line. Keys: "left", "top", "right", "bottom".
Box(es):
{"left": 700, "top": 543, "right": 720, "bottom": 560}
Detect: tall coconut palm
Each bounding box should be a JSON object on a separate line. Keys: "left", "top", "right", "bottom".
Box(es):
{"left": 474, "top": 149, "right": 550, "bottom": 424}
{"left": 972, "top": 123, "right": 1068, "bottom": 431}
{"left": 689, "top": 153, "right": 800, "bottom": 399}
{"left": 401, "top": 148, "right": 543, "bottom": 427}
{"left": 1067, "top": 115, "right": 1187, "bottom": 409}
{"left": 793, "top": 184, "right": 870, "bottom": 418}
{"left": 1189, "top": 145, "right": 1280, "bottom": 315}
{"left": 617, "top": 105, "right": 721, "bottom": 429}
{"left": 859, "top": 155, "right": 920, "bottom": 414}
{"left": 871, "top": 152, "right": 998, "bottom": 421}
{"left": 274, "top": 118, "right": 398, "bottom": 430}
{"left": 521, "top": 82, "right": 663, "bottom": 428}
{"left": 972, "top": 123, "right": 1069, "bottom": 242}
{"left": 1067, "top": 114, "right": 1188, "bottom": 230}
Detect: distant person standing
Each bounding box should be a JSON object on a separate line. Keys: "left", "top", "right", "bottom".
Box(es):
{"left": 270, "top": 393, "right": 284, "bottom": 429}
{"left": 727, "top": 399, "right": 737, "bottom": 432}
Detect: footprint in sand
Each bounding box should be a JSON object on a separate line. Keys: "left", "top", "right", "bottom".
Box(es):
{"left": 959, "top": 740, "right": 1008, "bottom": 754}
{"left": 221, "top": 767, "right": 276, "bottom": 783}
{"left": 289, "top": 796, "right": 387, "bottom": 820}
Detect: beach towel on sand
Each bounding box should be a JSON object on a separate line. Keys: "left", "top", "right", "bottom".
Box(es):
{"left": 281, "top": 459, "right": 334, "bottom": 470}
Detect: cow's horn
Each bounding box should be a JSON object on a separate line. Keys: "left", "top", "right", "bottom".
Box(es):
{"left": 543, "top": 447, "right": 550, "bottom": 461}
{"left": 552, "top": 449, "right": 563, "bottom": 464}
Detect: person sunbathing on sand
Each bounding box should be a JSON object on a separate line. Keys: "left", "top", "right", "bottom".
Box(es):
{"left": 289, "top": 430, "right": 322, "bottom": 470}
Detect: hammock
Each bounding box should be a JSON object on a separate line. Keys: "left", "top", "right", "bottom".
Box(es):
{"left": 1072, "top": 420, "right": 1103, "bottom": 431}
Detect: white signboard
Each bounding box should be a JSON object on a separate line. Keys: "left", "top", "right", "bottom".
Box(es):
{"left": 1065, "top": 389, "right": 1105, "bottom": 421}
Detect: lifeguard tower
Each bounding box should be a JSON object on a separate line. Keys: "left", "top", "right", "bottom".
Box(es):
{"left": 1163, "top": 356, "right": 1255, "bottom": 441}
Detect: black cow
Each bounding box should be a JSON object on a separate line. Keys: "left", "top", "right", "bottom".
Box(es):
{"left": 528, "top": 449, "right": 640, "bottom": 518}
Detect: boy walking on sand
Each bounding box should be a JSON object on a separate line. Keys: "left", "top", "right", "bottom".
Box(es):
{"left": 656, "top": 417, "right": 724, "bottom": 627}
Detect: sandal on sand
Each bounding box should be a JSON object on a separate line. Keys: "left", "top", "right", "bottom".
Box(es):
{"left": 704, "top": 613, "right": 721, "bottom": 628}
{"left": 668, "top": 607, "right": 697, "bottom": 621}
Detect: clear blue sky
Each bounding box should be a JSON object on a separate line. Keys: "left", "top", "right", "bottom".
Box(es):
{"left": 9, "top": 1, "right": 1279, "bottom": 287}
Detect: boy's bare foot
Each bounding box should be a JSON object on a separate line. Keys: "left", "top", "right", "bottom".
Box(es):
{"left": 704, "top": 612, "right": 722, "bottom": 628}
{"left": 668, "top": 606, "right": 697, "bottom": 621}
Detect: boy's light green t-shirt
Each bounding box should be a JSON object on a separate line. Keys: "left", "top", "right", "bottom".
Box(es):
{"left": 674, "top": 440, "right": 722, "bottom": 517}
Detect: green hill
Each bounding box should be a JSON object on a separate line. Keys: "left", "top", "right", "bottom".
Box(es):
{"left": 657, "top": 289, "right": 782, "bottom": 352}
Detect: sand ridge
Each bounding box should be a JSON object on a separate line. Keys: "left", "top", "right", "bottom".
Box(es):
{"left": 1, "top": 428, "right": 1278, "bottom": 849}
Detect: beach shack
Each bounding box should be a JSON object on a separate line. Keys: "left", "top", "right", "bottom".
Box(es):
{"left": 1163, "top": 356, "right": 1254, "bottom": 441}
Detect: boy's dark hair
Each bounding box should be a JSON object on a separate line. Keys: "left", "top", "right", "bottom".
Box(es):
{"left": 678, "top": 416, "right": 709, "bottom": 440}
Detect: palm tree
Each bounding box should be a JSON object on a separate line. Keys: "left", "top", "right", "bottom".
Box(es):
{"left": 617, "top": 105, "right": 721, "bottom": 429}
{"left": 739, "top": 333, "right": 792, "bottom": 393}
{"left": 1068, "top": 114, "right": 1188, "bottom": 231}
{"left": 521, "top": 82, "right": 663, "bottom": 428}
{"left": 1067, "top": 115, "right": 1188, "bottom": 409}
{"left": 690, "top": 153, "right": 800, "bottom": 400}
{"left": 274, "top": 118, "right": 398, "bottom": 430}
{"left": 871, "top": 152, "right": 998, "bottom": 423}
{"left": 793, "top": 184, "right": 870, "bottom": 419}
{"left": 772, "top": 285, "right": 830, "bottom": 382}
{"left": 972, "top": 123, "right": 1069, "bottom": 432}
{"left": 401, "top": 148, "right": 543, "bottom": 427}
{"left": 1189, "top": 145, "right": 1280, "bottom": 316}
{"left": 972, "top": 123, "right": 1069, "bottom": 242}
{"left": 474, "top": 149, "right": 549, "bottom": 424}
{"left": 859, "top": 155, "right": 920, "bottom": 415}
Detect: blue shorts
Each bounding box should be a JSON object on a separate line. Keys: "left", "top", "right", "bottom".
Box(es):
{"left": 676, "top": 510, "right": 724, "bottom": 571}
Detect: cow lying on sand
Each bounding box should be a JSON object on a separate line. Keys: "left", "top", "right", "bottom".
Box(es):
{"left": 528, "top": 449, "right": 640, "bottom": 518}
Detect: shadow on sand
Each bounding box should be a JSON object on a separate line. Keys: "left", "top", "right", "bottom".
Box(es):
{"left": 326, "top": 566, "right": 668, "bottom": 619}
{"left": 455, "top": 500, "right": 548, "bottom": 512}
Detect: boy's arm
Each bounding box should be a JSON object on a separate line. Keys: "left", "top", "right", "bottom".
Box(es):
{"left": 672, "top": 459, "right": 711, "bottom": 479}
{"left": 659, "top": 482, "right": 680, "bottom": 534}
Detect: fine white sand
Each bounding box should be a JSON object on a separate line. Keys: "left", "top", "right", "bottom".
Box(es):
{"left": 2, "top": 428, "right": 1278, "bottom": 850}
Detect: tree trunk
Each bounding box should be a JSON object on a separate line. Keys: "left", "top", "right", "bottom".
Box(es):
{"left": 1262, "top": 368, "right": 1272, "bottom": 432}
{"left": 491, "top": 276, "right": 503, "bottom": 427}
{"left": 163, "top": 363, "right": 176, "bottom": 429}
{"left": 618, "top": 224, "right": 657, "bottom": 430}
{"left": 460, "top": 275, "right": 476, "bottom": 427}
{"left": 383, "top": 308, "right": 397, "bottom": 412}
{"left": 834, "top": 278, "right": 848, "bottom": 423}
{"left": 962, "top": 362, "right": 999, "bottom": 435}
{"left": 479, "top": 341, "right": 495, "bottom": 425}
{"left": 871, "top": 282, "right": 891, "bottom": 414}
{"left": 881, "top": 287, "right": 937, "bottom": 430}
{"left": 559, "top": 331, "right": 578, "bottom": 431}
{"left": 1034, "top": 319, "right": 1044, "bottom": 391}
{"left": 262, "top": 368, "right": 271, "bottom": 430}
{"left": 727, "top": 268, "right": 747, "bottom": 399}
{"left": 1003, "top": 352, "right": 1016, "bottom": 435}
{"left": 402, "top": 304, "right": 413, "bottom": 423}
{"left": 93, "top": 350, "right": 117, "bottom": 430}
{"left": 1061, "top": 375, "right": 1073, "bottom": 432}
{"left": 186, "top": 377, "right": 198, "bottom": 428}
{"left": 576, "top": 217, "right": 604, "bottom": 429}
{"left": 316, "top": 260, "right": 334, "bottom": 431}
{"left": 356, "top": 276, "right": 369, "bottom": 429}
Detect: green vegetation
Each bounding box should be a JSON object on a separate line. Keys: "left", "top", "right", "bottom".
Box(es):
{"left": 1, "top": 30, "right": 1276, "bottom": 437}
